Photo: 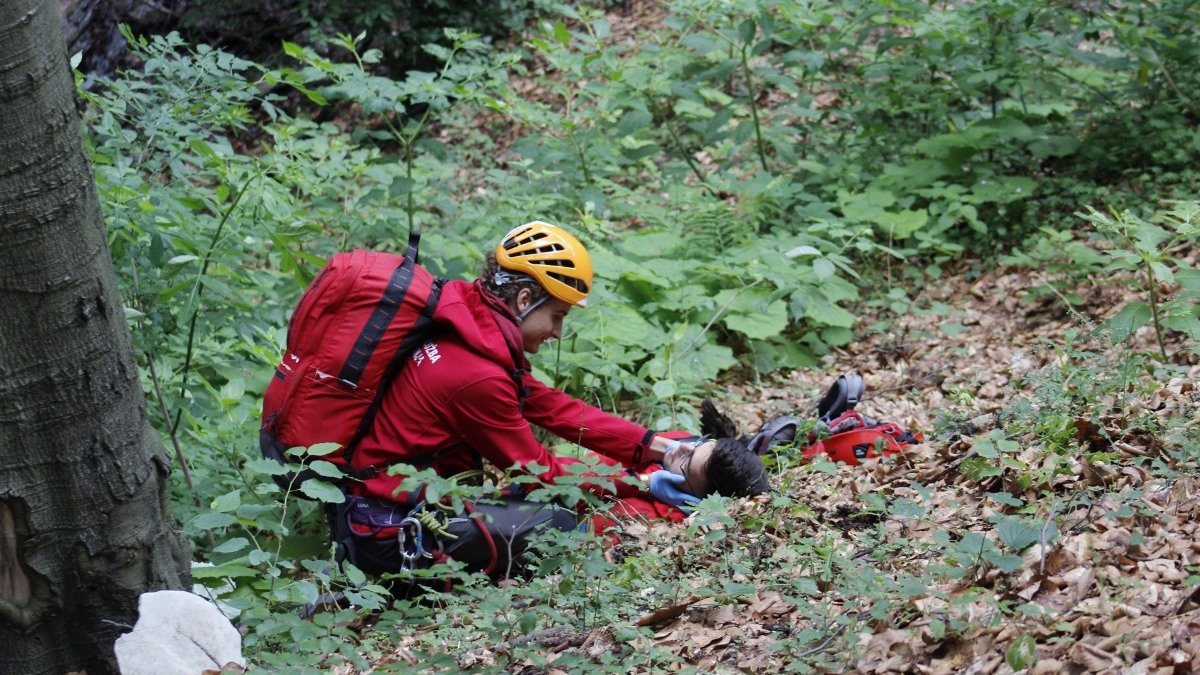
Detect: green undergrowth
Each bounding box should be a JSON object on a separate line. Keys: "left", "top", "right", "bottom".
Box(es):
{"left": 220, "top": 327, "right": 1198, "bottom": 673}
{"left": 75, "top": 0, "right": 1200, "bottom": 670}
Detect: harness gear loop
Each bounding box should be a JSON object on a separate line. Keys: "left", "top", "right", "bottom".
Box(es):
{"left": 395, "top": 500, "right": 459, "bottom": 571}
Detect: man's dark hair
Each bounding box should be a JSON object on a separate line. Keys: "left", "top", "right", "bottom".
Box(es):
{"left": 704, "top": 438, "right": 770, "bottom": 498}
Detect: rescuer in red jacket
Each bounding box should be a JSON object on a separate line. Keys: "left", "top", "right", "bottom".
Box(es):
{"left": 338, "top": 221, "right": 766, "bottom": 581}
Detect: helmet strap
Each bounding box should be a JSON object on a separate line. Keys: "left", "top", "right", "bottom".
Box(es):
{"left": 493, "top": 269, "right": 530, "bottom": 287}
{"left": 516, "top": 293, "right": 550, "bottom": 323}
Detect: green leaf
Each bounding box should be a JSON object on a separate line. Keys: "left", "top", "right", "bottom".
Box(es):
{"left": 983, "top": 549, "right": 1024, "bottom": 573}
{"left": 617, "top": 110, "right": 653, "bottom": 136}
{"left": 299, "top": 480, "right": 346, "bottom": 503}
{"left": 1149, "top": 261, "right": 1174, "bottom": 285}
{"left": 785, "top": 245, "right": 820, "bottom": 258}
{"left": 304, "top": 442, "right": 343, "bottom": 457}
{"left": 283, "top": 41, "right": 306, "bottom": 59}
{"left": 880, "top": 208, "right": 928, "bottom": 239}
{"left": 1102, "top": 302, "right": 1152, "bottom": 344}
{"left": 306, "top": 460, "right": 345, "bottom": 479}
{"left": 717, "top": 290, "right": 789, "bottom": 340}
{"left": 812, "top": 258, "right": 836, "bottom": 280}
{"left": 1163, "top": 314, "right": 1200, "bottom": 340}
{"left": 737, "top": 19, "right": 756, "bottom": 45}
{"left": 652, "top": 379, "right": 676, "bottom": 399}
{"left": 213, "top": 537, "right": 250, "bottom": 554}
{"left": 188, "top": 139, "right": 221, "bottom": 161}
{"left": 975, "top": 439, "right": 998, "bottom": 459}
{"left": 211, "top": 491, "right": 241, "bottom": 513}
{"left": 553, "top": 20, "right": 570, "bottom": 46}
{"left": 191, "top": 512, "right": 237, "bottom": 530}
{"left": 996, "top": 519, "right": 1041, "bottom": 550}
{"left": 1005, "top": 634, "right": 1038, "bottom": 670}
{"left": 192, "top": 563, "right": 260, "bottom": 579}
{"left": 245, "top": 458, "right": 290, "bottom": 477}
{"left": 799, "top": 295, "right": 855, "bottom": 328}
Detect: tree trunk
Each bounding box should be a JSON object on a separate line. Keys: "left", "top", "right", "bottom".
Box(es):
{"left": 0, "top": 1, "right": 192, "bottom": 673}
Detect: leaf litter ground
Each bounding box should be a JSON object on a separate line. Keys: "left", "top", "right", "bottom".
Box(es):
{"left": 600, "top": 249, "right": 1199, "bottom": 674}
{"left": 345, "top": 3, "right": 1198, "bottom": 671}
{"left": 343, "top": 251, "right": 1197, "bottom": 675}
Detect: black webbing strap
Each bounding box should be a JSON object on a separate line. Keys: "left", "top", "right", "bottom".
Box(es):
{"left": 342, "top": 274, "right": 444, "bottom": 469}
{"left": 338, "top": 230, "right": 423, "bottom": 386}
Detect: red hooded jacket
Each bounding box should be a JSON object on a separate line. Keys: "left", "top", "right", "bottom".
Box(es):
{"left": 350, "top": 279, "right": 661, "bottom": 510}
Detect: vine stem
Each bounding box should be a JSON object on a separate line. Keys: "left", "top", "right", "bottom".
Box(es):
{"left": 1143, "top": 256, "right": 1169, "bottom": 362}
{"left": 129, "top": 255, "right": 214, "bottom": 548}
{"left": 740, "top": 42, "right": 769, "bottom": 172}
{"left": 172, "top": 174, "right": 255, "bottom": 436}
{"left": 671, "top": 278, "right": 763, "bottom": 366}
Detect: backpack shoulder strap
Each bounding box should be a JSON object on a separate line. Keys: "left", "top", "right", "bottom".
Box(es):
{"left": 815, "top": 372, "right": 864, "bottom": 425}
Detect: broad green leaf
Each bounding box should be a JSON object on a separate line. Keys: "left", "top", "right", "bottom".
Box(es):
{"left": 617, "top": 110, "right": 653, "bottom": 136}
{"left": 211, "top": 491, "right": 241, "bottom": 513}
{"left": 996, "top": 519, "right": 1041, "bottom": 550}
{"left": 306, "top": 460, "right": 345, "bottom": 479}
{"left": 553, "top": 20, "right": 570, "bottom": 46}
{"left": 785, "top": 245, "right": 820, "bottom": 258}
{"left": 1162, "top": 314, "right": 1200, "bottom": 340}
{"left": 191, "top": 564, "right": 260, "bottom": 579}
{"left": 975, "top": 439, "right": 998, "bottom": 459}
{"left": 799, "top": 295, "right": 855, "bottom": 328}
{"left": 191, "top": 512, "right": 237, "bottom": 530}
{"left": 983, "top": 550, "right": 1024, "bottom": 573}
{"left": 1102, "top": 302, "right": 1151, "bottom": 344}
{"left": 714, "top": 289, "right": 789, "bottom": 340}
{"left": 673, "top": 341, "right": 737, "bottom": 379}
{"left": 1006, "top": 634, "right": 1038, "bottom": 670}
{"left": 1149, "top": 261, "right": 1174, "bottom": 285}
{"left": 812, "top": 258, "right": 836, "bottom": 280}
{"left": 880, "top": 208, "right": 928, "bottom": 239}
{"left": 652, "top": 379, "right": 676, "bottom": 398}
{"left": 212, "top": 537, "right": 250, "bottom": 554}
{"left": 1176, "top": 268, "right": 1200, "bottom": 292}
{"left": 299, "top": 479, "right": 346, "bottom": 503}
{"left": 305, "top": 442, "right": 343, "bottom": 457}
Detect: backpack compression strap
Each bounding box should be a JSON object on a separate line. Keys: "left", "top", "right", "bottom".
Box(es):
{"left": 341, "top": 231, "right": 444, "bottom": 475}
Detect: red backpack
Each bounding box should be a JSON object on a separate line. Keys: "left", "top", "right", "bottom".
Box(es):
{"left": 260, "top": 232, "right": 443, "bottom": 494}
{"left": 745, "top": 373, "right": 923, "bottom": 464}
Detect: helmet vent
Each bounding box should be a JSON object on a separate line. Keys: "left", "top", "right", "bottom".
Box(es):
{"left": 548, "top": 272, "right": 588, "bottom": 294}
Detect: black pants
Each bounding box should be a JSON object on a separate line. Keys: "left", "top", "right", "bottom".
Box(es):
{"left": 342, "top": 496, "right": 577, "bottom": 582}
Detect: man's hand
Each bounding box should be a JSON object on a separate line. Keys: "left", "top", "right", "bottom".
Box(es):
{"left": 648, "top": 471, "right": 700, "bottom": 510}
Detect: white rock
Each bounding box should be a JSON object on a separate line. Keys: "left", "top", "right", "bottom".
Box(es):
{"left": 115, "top": 590, "right": 245, "bottom": 675}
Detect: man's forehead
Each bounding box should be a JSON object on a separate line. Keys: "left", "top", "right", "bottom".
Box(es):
{"left": 688, "top": 441, "right": 716, "bottom": 477}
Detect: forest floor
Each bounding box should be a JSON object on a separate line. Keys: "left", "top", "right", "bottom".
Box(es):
{"left": 427, "top": 250, "right": 1199, "bottom": 675}
{"left": 367, "top": 3, "right": 1200, "bottom": 673}
{"left": 684, "top": 251, "right": 1200, "bottom": 674}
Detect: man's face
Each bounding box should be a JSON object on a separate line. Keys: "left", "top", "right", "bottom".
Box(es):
{"left": 520, "top": 296, "right": 572, "bottom": 354}
{"left": 662, "top": 439, "right": 715, "bottom": 497}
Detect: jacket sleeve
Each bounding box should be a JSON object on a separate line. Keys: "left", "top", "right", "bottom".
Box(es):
{"left": 519, "top": 375, "right": 657, "bottom": 466}
{"left": 447, "top": 374, "right": 641, "bottom": 497}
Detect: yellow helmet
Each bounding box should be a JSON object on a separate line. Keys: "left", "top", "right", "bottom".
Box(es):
{"left": 495, "top": 221, "right": 593, "bottom": 307}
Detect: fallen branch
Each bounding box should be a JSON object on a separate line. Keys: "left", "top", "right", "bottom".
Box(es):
{"left": 460, "top": 625, "right": 584, "bottom": 665}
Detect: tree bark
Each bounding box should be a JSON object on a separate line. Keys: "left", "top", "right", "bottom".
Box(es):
{"left": 0, "top": 1, "right": 191, "bottom": 673}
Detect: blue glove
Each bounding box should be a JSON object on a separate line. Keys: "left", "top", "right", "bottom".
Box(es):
{"left": 648, "top": 471, "right": 700, "bottom": 510}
